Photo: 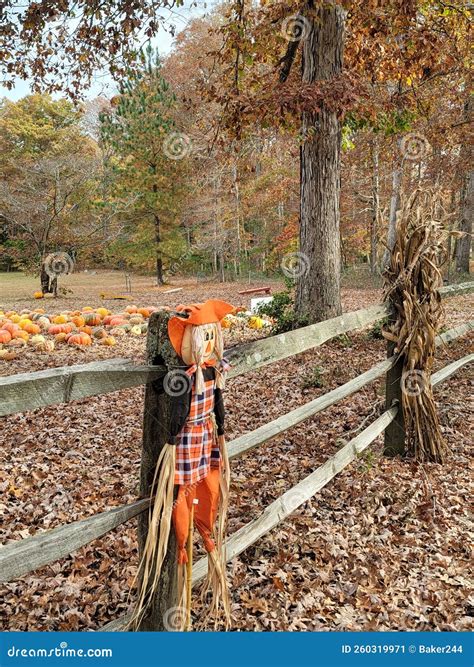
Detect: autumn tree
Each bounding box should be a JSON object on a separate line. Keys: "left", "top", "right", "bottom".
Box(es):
{"left": 0, "top": 94, "right": 100, "bottom": 289}
{"left": 100, "top": 47, "right": 186, "bottom": 284}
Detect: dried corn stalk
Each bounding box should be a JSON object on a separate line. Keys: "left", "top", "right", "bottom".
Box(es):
{"left": 383, "top": 188, "right": 449, "bottom": 463}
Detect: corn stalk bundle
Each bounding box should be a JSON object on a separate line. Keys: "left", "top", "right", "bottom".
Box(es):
{"left": 383, "top": 188, "right": 448, "bottom": 463}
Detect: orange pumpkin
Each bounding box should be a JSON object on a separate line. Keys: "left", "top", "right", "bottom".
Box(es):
{"left": 22, "top": 322, "right": 41, "bottom": 335}
{"left": 138, "top": 308, "right": 151, "bottom": 318}
{"left": 71, "top": 315, "right": 86, "bottom": 328}
{"left": 48, "top": 323, "right": 73, "bottom": 335}
{"left": 34, "top": 291, "right": 44, "bottom": 299}
{"left": 108, "top": 316, "right": 127, "bottom": 327}
{"left": 125, "top": 305, "right": 138, "bottom": 314}
{"left": 12, "top": 330, "right": 29, "bottom": 342}
{"left": 1, "top": 322, "right": 18, "bottom": 335}
{"left": 68, "top": 333, "right": 92, "bottom": 346}
{"left": 83, "top": 313, "right": 101, "bottom": 326}
{"left": 78, "top": 325, "right": 93, "bottom": 335}
{"left": 0, "top": 329, "right": 12, "bottom": 344}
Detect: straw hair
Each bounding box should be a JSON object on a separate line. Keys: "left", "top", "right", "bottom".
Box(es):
{"left": 383, "top": 187, "right": 448, "bottom": 463}
{"left": 127, "top": 444, "right": 176, "bottom": 630}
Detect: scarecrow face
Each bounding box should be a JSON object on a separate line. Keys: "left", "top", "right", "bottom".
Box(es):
{"left": 180, "top": 323, "right": 217, "bottom": 365}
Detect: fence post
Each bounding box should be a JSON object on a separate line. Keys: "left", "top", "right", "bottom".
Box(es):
{"left": 383, "top": 312, "right": 405, "bottom": 456}
{"left": 137, "top": 309, "right": 179, "bottom": 630}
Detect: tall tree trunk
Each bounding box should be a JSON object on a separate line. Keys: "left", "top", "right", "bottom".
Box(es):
{"left": 154, "top": 214, "right": 164, "bottom": 285}
{"left": 295, "top": 2, "right": 344, "bottom": 323}
{"left": 370, "top": 136, "right": 380, "bottom": 275}
{"left": 382, "top": 142, "right": 403, "bottom": 269}
{"left": 455, "top": 96, "right": 473, "bottom": 274}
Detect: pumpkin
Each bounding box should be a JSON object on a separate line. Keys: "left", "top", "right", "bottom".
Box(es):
{"left": 0, "top": 349, "right": 16, "bottom": 361}
{"left": 125, "top": 305, "right": 138, "bottom": 314}
{"left": 48, "top": 323, "right": 73, "bottom": 335}
{"left": 55, "top": 332, "right": 68, "bottom": 343}
{"left": 9, "top": 314, "right": 21, "bottom": 323}
{"left": 34, "top": 291, "right": 44, "bottom": 299}
{"left": 137, "top": 308, "right": 151, "bottom": 318}
{"left": 83, "top": 312, "right": 101, "bottom": 326}
{"left": 82, "top": 306, "right": 94, "bottom": 312}
{"left": 2, "top": 322, "right": 18, "bottom": 335}
{"left": 37, "top": 316, "right": 51, "bottom": 328}
{"left": 78, "top": 325, "right": 93, "bottom": 335}
{"left": 0, "top": 330, "right": 12, "bottom": 344}
{"left": 35, "top": 339, "right": 55, "bottom": 352}
{"left": 221, "top": 317, "right": 232, "bottom": 329}
{"left": 52, "top": 314, "right": 68, "bottom": 324}
{"left": 68, "top": 333, "right": 92, "bottom": 346}
{"left": 96, "top": 307, "right": 109, "bottom": 318}
{"left": 92, "top": 327, "right": 107, "bottom": 339}
{"left": 129, "top": 315, "right": 144, "bottom": 325}
{"left": 21, "top": 322, "right": 41, "bottom": 335}
{"left": 108, "top": 316, "right": 127, "bottom": 327}
{"left": 248, "top": 316, "right": 265, "bottom": 330}
{"left": 71, "top": 315, "right": 85, "bottom": 328}
{"left": 99, "top": 336, "right": 116, "bottom": 346}
{"left": 130, "top": 325, "right": 143, "bottom": 336}
{"left": 12, "top": 330, "right": 30, "bottom": 342}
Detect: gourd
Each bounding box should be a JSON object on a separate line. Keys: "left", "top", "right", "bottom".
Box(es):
{"left": 0, "top": 330, "right": 12, "bottom": 344}
{"left": 34, "top": 291, "right": 44, "bottom": 299}
{"left": 71, "top": 315, "right": 86, "bottom": 328}
{"left": 48, "top": 324, "right": 73, "bottom": 335}
{"left": 67, "top": 333, "right": 92, "bottom": 346}
{"left": 0, "top": 349, "right": 16, "bottom": 360}
{"left": 53, "top": 314, "right": 68, "bottom": 324}
{"left": 83, "top": 313, "right": 101, "bottom": 326}
{"left": 130, "top": 325, "right": 142, "bottom": 336}
{"left": 99, "top": 336, "right": 116, "bottom": 346}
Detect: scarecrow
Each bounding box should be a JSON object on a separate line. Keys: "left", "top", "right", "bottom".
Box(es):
{"left": 130, "top": 300, "right": 235, "bottom": 631}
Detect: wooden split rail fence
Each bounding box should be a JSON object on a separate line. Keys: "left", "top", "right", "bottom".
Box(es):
{"left": 0, "top": 281, "right": 472, "bottom": 631}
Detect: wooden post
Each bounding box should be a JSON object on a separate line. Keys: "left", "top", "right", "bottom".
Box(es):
{"left": 383, "top": 309, "right": 405, "bottom": 456}
{"left": 136, "top": 309, "right": 180, "bottom": 630}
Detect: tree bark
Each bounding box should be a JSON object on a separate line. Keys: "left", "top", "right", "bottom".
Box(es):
{"left": 295, "top": 2, "right": 344, "bottom": 323}
{"left": 382, "top": 143, "right": 403, "bottom": 269}
{"left": 154, "top": 214, "right": 164, "bottom": 285}
{"left": 455, "top": 96, "right": 473, "bottom": 274}
{"left": 370, "top": 136, "right": 380, "bottom": 275}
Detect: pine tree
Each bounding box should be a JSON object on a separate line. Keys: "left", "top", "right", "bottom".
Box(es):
{"left": 100, "top": 47, "right": 186, "bottom": 284}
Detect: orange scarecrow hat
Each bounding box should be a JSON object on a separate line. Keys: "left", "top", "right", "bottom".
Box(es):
{"left": 168, "top": 299, "right": 234, "bottom": 357}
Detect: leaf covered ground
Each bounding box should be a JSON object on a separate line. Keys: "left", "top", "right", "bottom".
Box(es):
{"left": 0, "top": 274, "right": 472, "bottom": 632}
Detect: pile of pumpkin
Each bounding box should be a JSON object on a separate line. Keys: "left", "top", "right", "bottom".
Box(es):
{"left": 222, "top": 311, "right": 272, "bottom": 330}
{"left": 0, "top": 305, "right": 156, "bottom": 361}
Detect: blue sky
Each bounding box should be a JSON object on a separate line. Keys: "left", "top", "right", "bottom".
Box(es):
{"left": 0, "top": 1, "right": 212, "bottom": 101}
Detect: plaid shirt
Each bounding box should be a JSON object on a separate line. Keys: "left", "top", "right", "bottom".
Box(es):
{"left": 174, "top": 377, "right": 221, "bottom": 486}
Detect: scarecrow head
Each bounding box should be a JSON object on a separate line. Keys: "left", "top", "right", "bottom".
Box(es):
{"left": 168, "top": 300, "right": 234, "bottom": 392}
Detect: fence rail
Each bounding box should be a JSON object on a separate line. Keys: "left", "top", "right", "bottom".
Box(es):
{"left": 0, "top": 281, "right": 472, "bottom": 631}
{"left": 1, "top": 282, "right": 471, "bottom": 418}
